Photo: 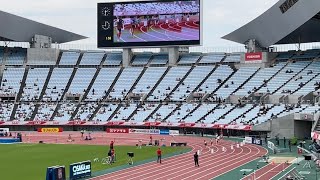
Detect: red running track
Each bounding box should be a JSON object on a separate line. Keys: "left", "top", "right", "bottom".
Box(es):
{"left": 22, "top": 132, "right": 268, "bottom": 180}
{"left": 84, "top": 136, "right": 266, "bottom": 180}
{"left": 242, "top": 163, "right": 290, "bottom": 180}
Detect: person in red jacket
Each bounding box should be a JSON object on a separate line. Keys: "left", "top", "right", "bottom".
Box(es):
{"left": 157, "top": 148, "right": 162, "bottom": 164}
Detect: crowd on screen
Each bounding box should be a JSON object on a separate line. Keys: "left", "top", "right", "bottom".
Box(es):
{"left": 114, "top": 1, "right": 200, "bottom": 16}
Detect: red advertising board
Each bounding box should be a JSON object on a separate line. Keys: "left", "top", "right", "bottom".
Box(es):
{"left": 106, "top": 128, "right": 129, "bottom": 133}
{"left": 245, "top": 52, "right": 263, "bottom": 61}
{"left": 37, "top": 128, "right": 63, "bottom": 133}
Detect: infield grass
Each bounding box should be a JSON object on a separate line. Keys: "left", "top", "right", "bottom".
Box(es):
{"left": 0, "top": 143, "right": 186, "bottom": 180}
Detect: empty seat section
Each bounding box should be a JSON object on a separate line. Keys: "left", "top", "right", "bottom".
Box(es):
{"left": 86, "top": 68, "right": 120, "bottom": 101}
{"left": 54, "top": 103, "right": 77, "bottom": 121}
{"left": 276, "top": 61, "right": 320, "bottom": 94}
{"left": 132, "top": 67, "right": 166, "bottom": 95}
{"left": 148, "top": 66, "right": 190, "bottom": 101}
{"left": 35, "top": 103, "right": 57, "bottom": 121}
{"left": 150, "top": 54, "right": 168, "bottom": 65}
{"left": 15, "top": 103, "right": 35, "bottom": 121}
{"left": 184, "top": 104, "right": 216, "bottom": 123}
{"left": 258, "top": 61, "right": 310, "bottom": 93}
{"left": 6, "top": 48, "right": 26, "bottom": 65}
{"left": 236, "top": 64, "right": 284, "bottom": 95}
{"left": 166, "top": 104, "right": 196, "bottom": 123}
{"left": 80, "top": 52, "right": 104, "bottom": 65}
{"left": 214, "top": 67, "right": 258, "bottom": 99}
{"left": 112, "top": 104, "right": 137, "bottom": 121}
{"left": 129, "top": 104, "right": 158, "bottom": 121}
{"left": 148, "top": 104, "right": 177, "bottom": 122}
{"left": 224, "top": 53, "right": 240, "bottom": 62}
{"left": 75, "top": 103, "right": 99, "bottom": 121}
{"left": 43, "top": 68, "right": 73, "bottom": 101}
{"left": 132, "top": 53, "right": 152, "bottom": 65}
{"left": 205, "top": 104, "right": 234, "bottom": 123}
{"left": 178, "top": 54, "right": 200, "bottom": 64}
{"left": 67, "top": 68, "right": 96, "bottom": 95}
{"left": 93, "top": 104, "right": 118, "bottom": 121}
{"left": 59, "top": 52, "right": 80, "bottom": 65}
{"left": 199, "top": 53, "right": 225, "bottom": 63}
{"left": 21, "top": 68, "right": 49, "bottom": 101}
{"left": 171, "top": 66, "right": 214, "bottom": 101}
{"left": 196, "top": 65, "right": 233, "bottom": 94}
{"left": 0, "top": 68, "right": 25, "bottom": 95}
{"left": 109, "top": 67, "right": 143, "bottom": 100}
{"left": 104, "top": 53, "right": 122, "bottom": 65}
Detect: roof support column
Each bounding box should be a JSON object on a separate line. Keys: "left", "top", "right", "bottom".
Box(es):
{"left": 122, "top": 48, "right": 132, "bottom": 67}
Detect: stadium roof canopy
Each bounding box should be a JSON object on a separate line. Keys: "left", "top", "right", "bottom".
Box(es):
{"left": 0, "top": 10, "right": 87, "bottom": 43}
{"left": 222, "top": 0, "right": 320, "bottom": 48}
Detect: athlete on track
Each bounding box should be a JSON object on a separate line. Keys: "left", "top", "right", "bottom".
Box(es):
{"left": 116, "top": 17, "right": 124, "bottom": 42}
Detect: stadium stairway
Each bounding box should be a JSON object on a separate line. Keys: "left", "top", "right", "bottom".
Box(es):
{"left": 247, "top": 61, "right": 290, "bottom": 98}
{"left": 50, "top": 53, "right": 83, "bottom": 120}
{"left": 107, "top": 104, "right": 122, "bottom": 121}
{"left": 125, "top": 66, "right": 148, "bottom": 99}
{"left": 163, "top": 104, "right": 182, "bottom": 122}
{"left": 166, "top": 66, "right": 196, "bottom": 100}
{"left": 88, "top": 67, "right": 124, "bottom": 121}
{"left": 231, "top": 67, "right": 261, "bottom": 95}
{"left": 55, "top": 51, "right": 63, "bottom": 65}
{"left": 69, "top": 55, "right": 107, "bottom": 120}
{"left": 233, "top": 104, "right": 258, "bottom": 123}
{"left": 143, "top": 66, "right": 171, "bottom": 101}
{"left": 312, "top": 115, "right": 320, "bottom": 132}
{"left": 191, "top": 64, "right": 218, "bottom": 94}
{"left": 272, "top": 60, "right": 313, "bottom": 94}
{"left": 203, "top": 69, "right": 237, "bottom": 102}
{"left": 29, "top": 67, "right": 54, "bottom": 120}
{"left": 217, "top": 105, "right": 237, "bottom": 121}
{"left": 181, "top": 103, "right": 202, "bottom": 120}
{"left": 10, "top": 66, "right": 29, "bottom": 120}
{"left": 291, "top": 72, "right": 320, "bottom": 94}
{"left": 144, "top": 103, "right": 162, "bottom": 121}
{"left": 196, "top": 104, "right": 220, "bottom": 122}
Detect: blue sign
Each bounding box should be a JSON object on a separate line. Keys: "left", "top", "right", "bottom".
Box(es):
{"left": 69, "top": 161, "right": 91, "bottom": 180}
{"left": 160, "top": 129, "right": 169, "bottom": 135}
{"left": 252, "top": 138, "right": 262, "bottom": 145}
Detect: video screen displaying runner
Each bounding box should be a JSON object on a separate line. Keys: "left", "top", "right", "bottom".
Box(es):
{"left": 98, "top": 0, "right": 201, "bottom": 48}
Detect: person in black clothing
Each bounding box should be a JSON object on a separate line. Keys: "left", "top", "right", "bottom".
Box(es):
{"left": 288, "top": 139, "right": 291, "bottom": 152}
{"left": 283, "top": 137, "right": 286, "bottom": 148}
{"left": 194, "top": 152, "right": 199, "bottom": 167}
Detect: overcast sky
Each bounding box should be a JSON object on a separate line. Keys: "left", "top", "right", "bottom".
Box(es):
{"left": 0, "top": 0, "right": 278, "bottom": 48}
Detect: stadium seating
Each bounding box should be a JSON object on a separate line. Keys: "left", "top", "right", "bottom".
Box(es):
{"left": 59, "top": 51, "right": 80, "bottom": 65}
{"left": 1, "top": 47, "right": 320, "bottom": 129}
{"left": 80, "top": 52, "right": 104, "bottom": 65}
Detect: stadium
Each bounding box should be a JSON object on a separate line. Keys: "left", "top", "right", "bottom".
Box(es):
{"left": 1, "top": 0, "right": 320, "bottom": 179}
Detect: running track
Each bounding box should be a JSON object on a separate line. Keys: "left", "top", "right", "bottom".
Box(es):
{"left": 24, "top": 132, "right": 268, "bottom": 180}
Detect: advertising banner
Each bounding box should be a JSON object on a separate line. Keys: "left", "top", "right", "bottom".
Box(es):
{"left": 160, "top": 129, "right": 169, "bottom": 135}
{"left": 253, "top": 138, "right": 262, "bottom": 145}
{"left": 69, "top": 161, "right": 91, "bottom": 180}
{"left": 169, "top": 130, "right": 179, "bottom": 136}
{"left": 129, "top": 129, "right": 160, "bottom": 135}
{"left": 37, "top": 128, "right": 63, "bottom": 133}
{"left": 244, "top": 137, "right": 253, "bottom": 144}
{"left": 106, "top": 128, "right": 129, "bottom": 134}
{"left": 245, "top": 52, "right": 263, "bottom": 62}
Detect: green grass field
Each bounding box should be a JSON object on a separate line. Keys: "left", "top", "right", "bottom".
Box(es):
{"left": 0, "top": 143, "right": 186, "bottom": 180}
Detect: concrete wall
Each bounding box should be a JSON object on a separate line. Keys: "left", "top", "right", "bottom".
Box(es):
{"left": 270, "top": 114, "right": 295, "bottom": 139}
{"left": 27, "top": 48, "right": 59, "bottom": 65}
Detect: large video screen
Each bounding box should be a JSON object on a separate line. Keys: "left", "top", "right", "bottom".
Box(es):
{"left": 98, "top": 0, "right": 201, "bottom": 48}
